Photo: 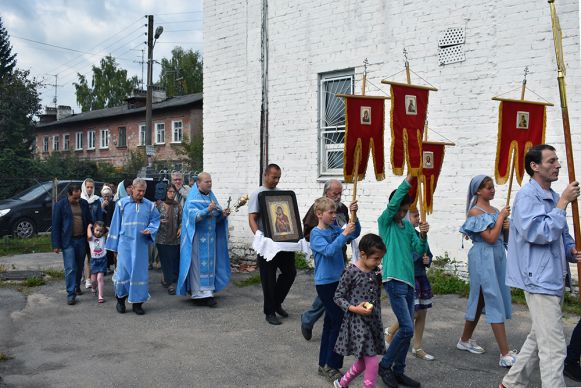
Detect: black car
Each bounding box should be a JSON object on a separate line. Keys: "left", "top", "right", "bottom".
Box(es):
{"left": 0, "top": 180, "right": 104, "bottom": 238}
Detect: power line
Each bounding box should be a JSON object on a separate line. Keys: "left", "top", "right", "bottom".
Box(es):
{"left": 156, "top": 10, "right": 202, "bottom": 15}
{"left": 12, "top": 36, "right": 102, "bottom": 56}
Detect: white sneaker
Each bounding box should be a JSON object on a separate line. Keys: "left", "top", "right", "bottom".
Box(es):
{"left": 85, "top": 280, "right": 92, "bottom": 289}
{"left": 499, "top": 350, "right": 518, "bottom": 368}
{"left": 456, "top": 338, "right": 485, "bottom": 354}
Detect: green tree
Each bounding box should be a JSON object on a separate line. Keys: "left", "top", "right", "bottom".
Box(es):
{"left": 0, "top": 17, "right": 17, "bottom": 79}
{"left": 174, "top": 133, "right": 203, "bottom": 173}
{"left": 158, "top": 47, "right": 203, "bottom": 97}
{"left": 0, "top": 69, "right": 42, "bottom": 156}
{"left": 74, "top": 55, "right": 139, "bottom": 112}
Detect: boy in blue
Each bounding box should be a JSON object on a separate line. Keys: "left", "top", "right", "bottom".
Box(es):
{"left": 310, "top": 197, "right": 360, "bottom": 383}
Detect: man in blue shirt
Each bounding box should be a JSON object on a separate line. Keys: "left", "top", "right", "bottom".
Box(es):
{"left": 501, "top": 144, "right": 581, "bottom": 388}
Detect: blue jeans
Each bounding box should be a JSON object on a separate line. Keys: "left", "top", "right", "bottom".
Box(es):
{"left": 302, "top": 295, "right": 325, "bottom": 329}
{"left": 62, "top": 238, "right": 86, "bottom": 299}
{"left": 316, "top": 282, "right": 344, "bottom": 369}
{"left": 380, "top": 280, "right": 415, "bottom": 375}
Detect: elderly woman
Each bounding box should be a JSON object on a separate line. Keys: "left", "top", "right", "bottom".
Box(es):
{"left": 156, "top": 184, "right": 182, "bottom": 294}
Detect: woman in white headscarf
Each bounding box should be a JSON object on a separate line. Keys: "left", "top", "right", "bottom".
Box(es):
{"left": 456, "top": 175, "right": 515, "bottom": 368}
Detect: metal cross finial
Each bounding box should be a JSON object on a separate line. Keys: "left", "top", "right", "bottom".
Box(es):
{"left": 363, "top": 58, "right": 369, "bottom": 76}
{"left": 403, "top": 48, "right": 409, "bottom": 64}
{"left": 523, "top": 66, "right": 529, "bottom": 82}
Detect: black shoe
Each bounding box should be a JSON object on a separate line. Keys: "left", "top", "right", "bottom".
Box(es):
{"left": 67, "top": 297, "right": 76, "bottom": 305}
{"left": 132, "top": 303, "right": 145, "bottom": 315}
{"left": 395, "top": 373, "right": 421, "bottom": 387}
{"left": 116, "top": 297, "right": 126, "bottom": 314}
{"left": 378, "top": 365, "right": 399, "bottom": 388}
{"left": 300, "top": 316, "right": 313, "bottom": 341}
{"left": 565, "top": 363, "right": 581, "bottom": 382}
{"left": 265, "top": 314, "right": 282, "bottom": 325}
{"left": 75, "top": 287, "right": 83, "bottom": 296}
{"left": 275, "top": 306, "right": 289, "bottom": 318}
{"left": 206, "top": 297, "right": 217, "bottom": 308}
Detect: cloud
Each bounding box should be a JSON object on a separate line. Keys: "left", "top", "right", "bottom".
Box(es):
{"left": 1, "top": 0, "right": 203, "bottom": 110}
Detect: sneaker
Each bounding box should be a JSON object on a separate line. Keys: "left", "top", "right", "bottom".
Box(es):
{"left": 412, "top": 348, "right": 435, "bottom": 361}
{"left": 333, "top": 379, "right": 347, "bottom": 388}
{"left": 378, "top": 365, "right": 398, "bottom": 388}
{"left": 394, "top": 373, "right": 421, "bottom": 387}
{"left": 85, "top": 280, "right": 92, "bottom": 289}
{"left": 323, "top": 367, "right": 342, "bottom": 383}
{"left": 457, "top": 338, "right": 485, "bottom": 354}
{"left": 499, "top": 350, "right": 518, "bottom": 368}
{"left": 317, "top": 365, "right": 326, "bottom": 377}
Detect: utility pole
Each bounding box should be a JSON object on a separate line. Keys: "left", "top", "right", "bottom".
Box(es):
{"left": 145, "top": 14, "right": 154, "bottom": 167}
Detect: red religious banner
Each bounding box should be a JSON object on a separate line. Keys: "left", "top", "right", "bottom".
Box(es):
{"left": 495, "top": 100, "right": 546, "bottom": 185}
{"left": 342, "top": 95, "right": 387, "bottom": 182}
{"left": 408, "top": 176, "right": 419, "bottom": 211}
{"left": 389, "top": 83, "right": 430, "bottom": 176}
{"left": 420, "top": 142, "right": 446, "bottom": 214}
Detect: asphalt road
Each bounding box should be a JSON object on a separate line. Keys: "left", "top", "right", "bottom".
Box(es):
{"left": 0, "top": 253, "right": 579, "bottom": 387}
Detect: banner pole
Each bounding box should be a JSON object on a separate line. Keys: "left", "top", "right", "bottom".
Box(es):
{"left": 350, "top": 145, "right": 361, "bottom": 223}
{"left": 549, "top": 0, "right": 581, "bottom": 302}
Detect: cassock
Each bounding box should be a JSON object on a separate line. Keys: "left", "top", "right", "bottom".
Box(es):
{"left": 177, "top": 187, "right": 231, "bottom": 298}
{"left": 106, "top": 196, "right": 160, "bottom": 303}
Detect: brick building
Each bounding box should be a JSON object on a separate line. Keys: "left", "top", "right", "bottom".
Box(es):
{"left": 203, "top": 1, "right": 581, "bottom": 264}
{"left": 34, "top": 92, "right": 203, "bottom": 168}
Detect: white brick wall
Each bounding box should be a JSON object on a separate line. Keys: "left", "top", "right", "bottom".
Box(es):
{"left": 203, "top": 0, "right": 581, "bottom": 265}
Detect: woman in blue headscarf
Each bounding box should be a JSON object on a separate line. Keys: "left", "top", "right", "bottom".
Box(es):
{"left": 456, "top": 175, "right": 516, "bottom": 368}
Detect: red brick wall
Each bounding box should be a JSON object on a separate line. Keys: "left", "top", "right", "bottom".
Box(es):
{"left": 35, "top": 105, "right": 202, "bottom": 168}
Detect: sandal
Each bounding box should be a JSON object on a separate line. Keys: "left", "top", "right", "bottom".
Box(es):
{"left": 412, "top": 348, "right": 435, "bottom": 361}
{"left": 98, "top": 298, "right": 105, "bottom": 304}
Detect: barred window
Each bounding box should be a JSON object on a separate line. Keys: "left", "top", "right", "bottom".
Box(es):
{"left": 319, "top": 70, "right": 354, "bottom": 176}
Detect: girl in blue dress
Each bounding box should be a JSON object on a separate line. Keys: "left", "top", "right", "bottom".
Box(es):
{"left": 457, "top": 175, "right": 516, "bottom": 367}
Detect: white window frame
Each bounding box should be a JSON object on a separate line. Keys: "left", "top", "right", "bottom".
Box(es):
{"left": 63, "top": 134, "right": 70, "bottom": 151}
{"left": 139, "top": 124, "right": 146, "bottom": 146}
{"left": 52, "top": 135, "right": 60, "bottom": 151}
{"left": 318, "top": 70, "right": 354, "bottom": 176}
{"left": 75, "top": 132, "right": 83, "bottom": 150}
{"left": 100, "top": 128, "right": 109, "bottom": 149}
{"left": 87, "top": 130, "right": 96, "bottom": 150}
{"left": 155, "top": 122, "right": 165, "bottom": 144}
{"left": 43, "top": 136, "right": 49, "bottom": 153}
{"left": 171, "top": 120, "right": 183, "bottom": 143}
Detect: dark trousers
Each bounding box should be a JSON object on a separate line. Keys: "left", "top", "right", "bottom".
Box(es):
{"left": 566, "top": 318, "right": 581, "bottom": 366}
{"left": 316, "top": 281, "right": 344, "bottom": 369}
{"left": 257, "top": 251, "right": 296, "bottom": 315}
{"left": 157, "top": 244, "right": 180, "bottom": 285}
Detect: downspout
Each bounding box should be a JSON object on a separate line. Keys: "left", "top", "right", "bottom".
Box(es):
{"left": 259, "top": 0, "right": 269, "bottom": 185}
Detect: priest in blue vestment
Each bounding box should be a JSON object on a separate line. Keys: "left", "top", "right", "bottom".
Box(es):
{"left": 177, "top": 172, "right": 231, "bottom": 307}
{"left": 106, "top": 178, "right": 160, "bottom": 315}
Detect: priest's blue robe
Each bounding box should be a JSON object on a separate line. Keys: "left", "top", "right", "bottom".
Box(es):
{"left": 177, "top": 187, "right": 231, "bottom": 297}
{"left": 106, "top": 196, "right": 160, "bottom": 303}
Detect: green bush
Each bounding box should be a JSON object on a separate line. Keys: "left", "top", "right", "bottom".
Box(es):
{"left": 295, "top": 252, "right": 309, "bottom": 270}
{"left": 22, "top": 276, "right": 45, "bottom": 287}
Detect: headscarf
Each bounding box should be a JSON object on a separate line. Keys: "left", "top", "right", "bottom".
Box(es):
{"left": 100, "top": 185, "right": 113, "bottom": 197}
{"left": 114, "top": 181, "right": 128, "bottom": 202}
{"left": 465, "top": 175, "right": 489, "bottom": 216}
{"left": 81, "top": 179, "right": 100, "bottom": 204}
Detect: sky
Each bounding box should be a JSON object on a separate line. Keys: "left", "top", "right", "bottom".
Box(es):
{"left": 1, "top": 0, "right": 203, "bottom": 112}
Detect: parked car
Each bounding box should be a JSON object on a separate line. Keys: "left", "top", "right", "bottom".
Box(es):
{"left": 0, "top": 180, "right": 104, "bottom": 238}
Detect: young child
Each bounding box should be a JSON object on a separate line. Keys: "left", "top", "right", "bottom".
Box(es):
{"left": 384, "top": 207, "right": 435, "bottom": 361}
{"left": 310, "top": 197, "right": 360, "bottom": 383}
{"left": 377, "top": 175, "right": 428, "bottom": 388}
{"left": 333, "top": 234, "right": 387, "bottom": 388}
{"left": 457, "top": 175, "right": 515, "bottom": 367}
{"left": 87, "top": 221, "right": 108, "bottom": 303}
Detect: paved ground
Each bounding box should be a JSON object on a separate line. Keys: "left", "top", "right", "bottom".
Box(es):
{"left": 0, "top": 253, "right": 579, "bottom": 388}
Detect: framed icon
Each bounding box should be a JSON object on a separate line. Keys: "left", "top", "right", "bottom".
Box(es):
{"left": 258, "top": 190, "right": 303, "bottom": 242}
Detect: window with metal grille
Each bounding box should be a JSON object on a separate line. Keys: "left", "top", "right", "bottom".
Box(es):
{"left": 319, "top": 70, "right": 354, "bottom": 176}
